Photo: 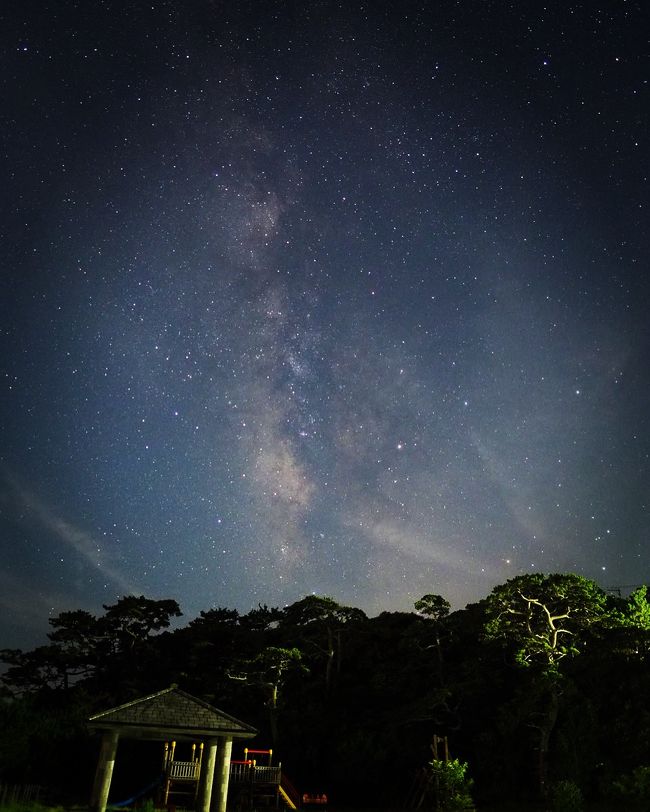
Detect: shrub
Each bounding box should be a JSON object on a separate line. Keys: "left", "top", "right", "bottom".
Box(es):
{"left": 612, "top": 765, "right": 650, "bottom": 804}
{"left": 550, "top": 779, "right": 583, "bottom": 812}
{"left": 427, "top": 758, "right": 474, "bottom": 811}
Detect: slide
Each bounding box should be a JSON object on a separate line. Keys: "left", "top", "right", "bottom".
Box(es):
{"left": 279, "top": 785, "right": 297, "bottom": 810}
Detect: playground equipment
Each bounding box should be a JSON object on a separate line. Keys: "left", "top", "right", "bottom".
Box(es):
{"left": 228, "top": 748, "right": 309, "bottom": 810}
{"left": 300, "top": 794, "right": 328, "bottom": 807}
{"left": 160, "top": 742, "right": 317, "bottom": 810}
{"left": 162, "top": 741, "right": 204, "bottom": 805}
{"left": 89, "top": 686, "right": 256, "bottom": 812}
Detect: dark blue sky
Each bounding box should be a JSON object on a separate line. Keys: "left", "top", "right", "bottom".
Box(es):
{"left": 2, "top": 0, "right": 649, "bottom": 650}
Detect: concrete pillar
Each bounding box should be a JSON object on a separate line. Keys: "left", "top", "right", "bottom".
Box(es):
{"left": 197, "top": 739, "right": 219, "bottom": 812}
{"left": 211, "top": 736, "right": 233, "bottom": 812}
{"left": 90, "top": 730, "right": 119, "bottom": 812}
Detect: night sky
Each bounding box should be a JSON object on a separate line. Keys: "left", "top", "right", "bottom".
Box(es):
{"left": 2, "top": 1, "right": 649, "bottom": 650}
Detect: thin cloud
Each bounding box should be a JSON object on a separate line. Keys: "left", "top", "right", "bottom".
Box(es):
{"left": 2, "top": 472, "right": 139, "bottom": 595}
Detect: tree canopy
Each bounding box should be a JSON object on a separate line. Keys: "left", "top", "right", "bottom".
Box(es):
{"left": 481, "top": 573, "right": 611, "bottom": 672}
{"left": 2, "top": 578, "right": 650, "bottom": 809}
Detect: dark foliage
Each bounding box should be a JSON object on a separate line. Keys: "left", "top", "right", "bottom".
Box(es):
{"left": 2, "top": 579, "right": 650, "bottom": 807}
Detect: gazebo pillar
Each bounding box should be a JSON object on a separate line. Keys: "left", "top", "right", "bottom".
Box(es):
{"left": 90, "top": 730, "right": 119, "bottom": 812}
{"left": 197, "top": 738, "right": 219, "bottom": 812}
{"left": 211, "top": 736, "right": 233, "bottom": 812}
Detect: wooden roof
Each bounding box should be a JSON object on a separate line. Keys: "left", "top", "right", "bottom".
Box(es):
{"left": 88, "top": 685, "right": 257, "bottom": 741}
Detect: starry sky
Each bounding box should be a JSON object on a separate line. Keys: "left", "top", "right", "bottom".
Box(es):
{"left": 2, "top": 0, "right": 649, "bottom": 650}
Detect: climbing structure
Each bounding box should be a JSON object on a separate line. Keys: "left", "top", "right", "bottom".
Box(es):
{"left": 162, "top": 741, "right": 204, "bottom": 805}
{"left": 228, "top": 748, "right": 302, "bottom": 810}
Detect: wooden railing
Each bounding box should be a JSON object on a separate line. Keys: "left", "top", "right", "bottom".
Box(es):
{"left": 168, "top": 760, "right": 200, "bottom": 780}
{"left": 253, "top": 766, "right": 282, "bottom": 784}
{"left": 0, "top": 784, "right": 41, "bottom": 806}
{"left": 229, "top": 763, "right": 282, "bottom": 785}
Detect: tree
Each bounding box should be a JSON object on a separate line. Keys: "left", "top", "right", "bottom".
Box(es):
{"left": 626, "top": 586, "right": 650, "bottom": 627}
{"left": 1, "top": 610, "right": 104, "bottom": 693}
{"left": 415, "top": 594, "right": 451, "bottom": 623}
{"left": 47, "top": 609, "right": 104, "bottom": 683}
{"left": 481, "top": 573, "right": 611, "bottom": 797}
{"left": 415, "top": 593, "right": 451, "bottom": 682}
{"left": 426, "top": 758, "right": 474, "bottom": 812}
{"left": 618, "top": 586, "right": 650, "bottom": 658}
{"left": 0, "top": 646, "right": 73, "bottom": 693}
{"left": 101, "top": 596, "right": 182, "bottom": 653}
{"left": 229, "top": 646, "right": 307, "bottom": 746}
{"left": 189, "top": 607, "right": 240, "bottom": 629}
{"left": 239, "top": 604, "right": 284, "bottom": 633}
{"left": 280, "top": 596, "right": 366, "bottom": 695}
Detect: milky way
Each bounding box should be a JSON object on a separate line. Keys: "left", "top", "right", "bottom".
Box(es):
{"left": 1, "top": 1, "right": 649, "bottom": 648}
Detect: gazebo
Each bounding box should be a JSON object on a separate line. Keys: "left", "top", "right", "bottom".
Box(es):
{"left": 88, "top": 686, "right": 257, "bottom": 812}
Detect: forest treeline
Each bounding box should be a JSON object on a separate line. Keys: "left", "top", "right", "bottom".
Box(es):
{"left": 2, "top": 573, "right": 650, "bottom": 808}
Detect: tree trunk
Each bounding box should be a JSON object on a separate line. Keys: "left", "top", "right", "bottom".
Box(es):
{"left": 533, "top": 686, "right": 559, "bottom": 798}
{"left": 268, "top": 683, "right": 279, "bottom": 748}
{"left": 325, "top": 627, "right": 334, "bottom": 696}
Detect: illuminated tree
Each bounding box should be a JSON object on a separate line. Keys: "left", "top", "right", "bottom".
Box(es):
{"left": 481, "top": 573, "right": 610, "bottom": 797}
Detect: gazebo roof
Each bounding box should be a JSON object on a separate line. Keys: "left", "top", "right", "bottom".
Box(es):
{"left": 88, "top": 685, "right": 257, "bottom": 741}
